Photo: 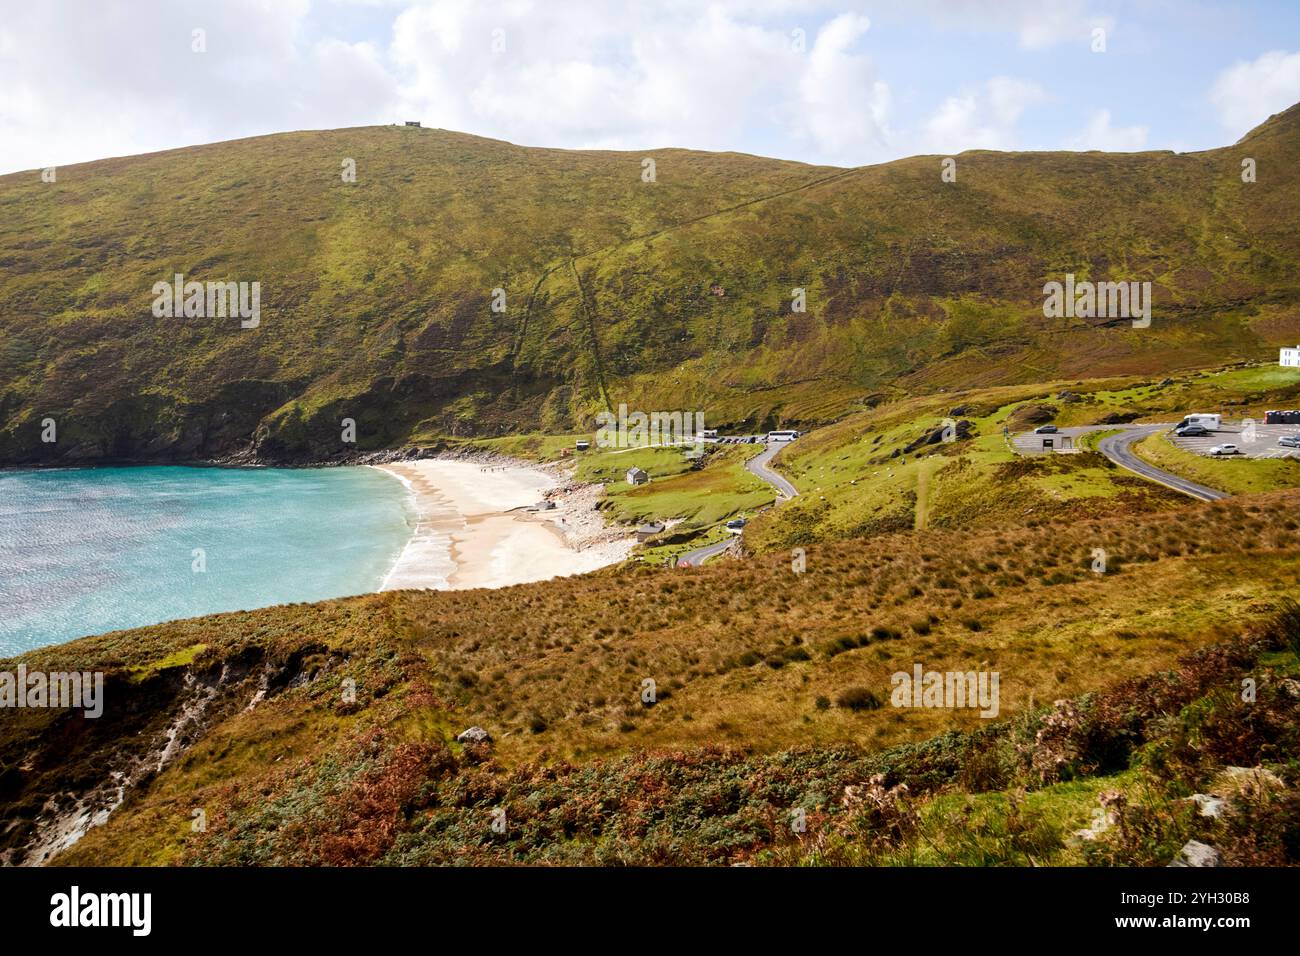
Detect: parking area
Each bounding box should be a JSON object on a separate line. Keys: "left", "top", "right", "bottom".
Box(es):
{"left": 1170, "top": 421, "right": 1300, "bottom": 459}
{"left": 1011, "top": 420, "right": 1300, "bottom": 459}
{"left": 1010, "top": 424, "right": 1147, "bottom": 455}
{"left": 706, "top": 434, "right": 799, "bottom": 445}
{"left": 709, "top": 435, "right": 766, "bottom": 445}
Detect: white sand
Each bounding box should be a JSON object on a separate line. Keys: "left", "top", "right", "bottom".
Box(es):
{"left": 374, "top": 459, "right": 635, "bottom": 591}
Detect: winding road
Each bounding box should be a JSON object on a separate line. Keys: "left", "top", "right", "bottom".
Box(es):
{"left": 745, "top": 441, "right": 799, "bottom": 499}
{"left": 1095, "top": 425, "right": 1226, "bottom": 502}
{"left": 678, "top": 441, "right": 798, "bottom": 566}
{"left": 676, "top": 534, "right": 739, "bottom": 567}
{"left": 678, "top": 422, "right": 1228, "bottom": 568}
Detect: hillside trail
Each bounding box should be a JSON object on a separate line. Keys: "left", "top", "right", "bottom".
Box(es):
{"left": 509, "top": 164, "right": 865, "bottom": 378}
{"left": 914, "top": 458, "right": 935, "bottom": 530}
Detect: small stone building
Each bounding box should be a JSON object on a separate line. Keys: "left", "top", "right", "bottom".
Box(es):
{"left": 636, "top": 521, "right": 665, "bottom": 542}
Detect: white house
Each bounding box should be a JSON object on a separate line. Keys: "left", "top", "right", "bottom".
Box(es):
{"left": 1281, "top": 346, "right": 1300, "bottom": 368}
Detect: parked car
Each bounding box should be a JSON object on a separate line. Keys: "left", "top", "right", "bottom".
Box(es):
{"left": 1033, "top": 425, "right": 1058, "bottom": 434}
{"left": 1208, "top": 444, "right": 1239, "bottom": 456}
{"left": 1176, "top": 425, "right": 1209, "bottom": 437}
{"left": 1279, "top": 435, "right": 1300, "bottom": 448}
{"left": 725, "top": 517, "right": 747, "bottom": 534}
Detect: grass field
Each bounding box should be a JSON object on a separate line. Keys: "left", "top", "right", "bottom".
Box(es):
{"left": 1052, "top": 364, "right": 1300, "bottom": 428}
{"left": 744, "top": 383, "right": 1179, "bottom": 553}
{"left": 1131, "top": 431, "right": 1300, "bottom": 495}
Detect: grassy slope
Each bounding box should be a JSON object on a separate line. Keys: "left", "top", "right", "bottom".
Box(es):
{"left": 1053, "top": 363, "right": 1300, "bottom": 427}
{"left": 4, "top": 105, "right": 1300, "bottom": 464}
{"left": 744, "top": 363, "right": 1300, "bottom": 553}
{"left": 576, "top": 443, "right": 774, "bottom": 530}
{"left": 72, "top": 625, "right": 1300, "bottom": 867}
{"left": 4, "top": 489, "right": 1300, "bottom": 864}
{"left": 1131, "top": 431, "right": 1300, "bottom": 495}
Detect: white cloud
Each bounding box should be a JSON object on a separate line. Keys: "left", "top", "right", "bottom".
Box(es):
{"left": 1013, "top": 2, "right": 1113, "bottom": 51}
{"left": 1209, "top": 50, "right": 1300, "bottom": 136}
{"left": 986, "top": 76, "right": 1047, "bottom": 125}
{"left": 793, "top": 14, "right": 891, "bottom": 158}
{"left": 1067, "top": 109, "right": 1148, "bottom": 151}
{"left": 0, "top": 0, "right": 397, "bottom": 173}
{"left": 387, "top": 2, "right": 889, "bottom": 162}
{"left": 918, "top": 76, "right": 1047, "bottom": 153}
{"left": 0, "top": 0, "right": 1220, "bottom": 175}
{"left": 0, "top": 0, "right": 905, "bottom": 173}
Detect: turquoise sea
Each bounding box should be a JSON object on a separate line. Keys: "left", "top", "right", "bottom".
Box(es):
{"left": 0, "top": 466, "right": 415, "bottom": 655}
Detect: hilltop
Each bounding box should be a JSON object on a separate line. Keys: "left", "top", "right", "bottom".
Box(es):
{"left": 3, "top": 106, "right": 1300, "bottom": 464}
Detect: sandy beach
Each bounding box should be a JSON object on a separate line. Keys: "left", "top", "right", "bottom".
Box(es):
{"left": 374, "top": 459, "right": 635, "bottom": 591}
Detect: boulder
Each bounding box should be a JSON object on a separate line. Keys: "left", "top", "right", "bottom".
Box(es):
{"left": 456, "top": 726, "right": 493, "bottom": 745}
{"left": 1168, "top": 840, "right": 1221, "bottom": 867}
{"left": 902, "top": 419, "right": 974, "bottom": 454}
{"left": 1217, "top": 766, "right": 1283, "bottom": 793}
{"left": 1189, "top": 793, "right": 1227, "bottom": 818}
{"left": 1009, "top": 403, "right": 1057, "bottom": 426}
{"left": 1096, "top": 411, "right": 1139, "bottom": 424}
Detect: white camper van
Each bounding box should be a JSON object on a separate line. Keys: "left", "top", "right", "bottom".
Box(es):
{"left": 1178, "top": 414, "right": 1220, "bottom": 432}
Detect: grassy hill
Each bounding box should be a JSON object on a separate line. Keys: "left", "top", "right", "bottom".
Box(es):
{"left": 6, "top": 107, "right": 1300, "bottom": 869}
{"left": 745, "top": 362, "right": 1300, "bottom": 553}
{"left": 3, "top": 488, "right": 1299, "bottom": 864}
{"left": 4, "top": 105, "right": 1300, "bottom": 464}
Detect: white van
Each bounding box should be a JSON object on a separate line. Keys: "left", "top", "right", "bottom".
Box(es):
{"left": 1178, "top": 414, "right": 1220, "bottom": 431}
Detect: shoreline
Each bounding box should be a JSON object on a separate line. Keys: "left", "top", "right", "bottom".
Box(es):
{"left": 0, "top": 452, "right": 636, "bottom": 596}
{"left": 373, "top": 457, "right": 636, "bottom": 592}
{"left": 0, "top": 441, "right": 509, "bottom": 473}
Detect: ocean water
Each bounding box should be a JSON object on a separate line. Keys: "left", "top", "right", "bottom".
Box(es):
{"left": 0, "top": 466, "right": 415, "bottom": 655}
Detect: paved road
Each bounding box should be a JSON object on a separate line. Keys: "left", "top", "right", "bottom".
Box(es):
{"left": 745, "top": 441, "right": 798, "bottom": 498}
{"left": 1096, "top": 425, "right": 1227, "bottom": 502}
{"left": 676, "top": 535, "right": 739, "bottom": 567}
{"left": 1012, "top": 422, "right": 1227, "bottom": 502}
{"left": 680, "top": 422, "right": 1228, "bottom": 568}
{"left": 678, "top": 440, "right": 798, "bottom": 567}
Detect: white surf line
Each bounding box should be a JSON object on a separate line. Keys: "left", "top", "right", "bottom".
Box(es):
{"left": 371, "top": 464, "right": 459, "bottom": 591}
{"left": 375, "top": 465, "right": 415, "bottom": 591}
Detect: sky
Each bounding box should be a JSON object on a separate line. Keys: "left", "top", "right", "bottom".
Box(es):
{"left": 2, "top": 0, "right": 1300, "bottom": 174}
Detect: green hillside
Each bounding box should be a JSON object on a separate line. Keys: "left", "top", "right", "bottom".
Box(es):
{"left": 3, "top": 105, "right": 1300, "bottom": 464}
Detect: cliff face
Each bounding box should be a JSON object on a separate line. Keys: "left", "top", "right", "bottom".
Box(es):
{"left": 4, "top": 107, "right": 1300, "bottom": 465}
